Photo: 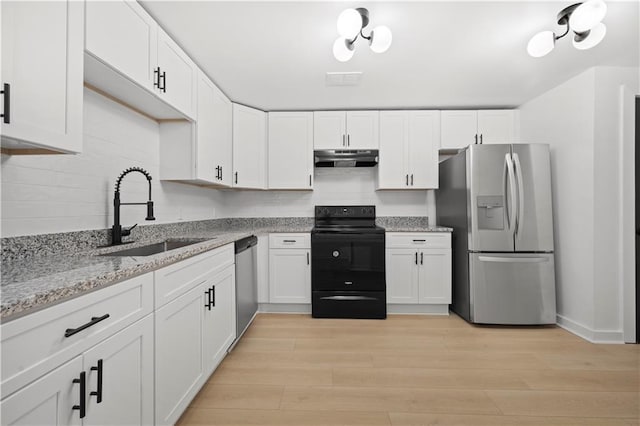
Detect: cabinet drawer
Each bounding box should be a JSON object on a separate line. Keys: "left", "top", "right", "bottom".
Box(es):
{"left": 386, "top": 232, "right": 451, "bottom": 249}
{"left": 154, "top": 244, "right": 234, "bottom": 308}
{"left": 1, "top": 273, "right": 153, "bottom": 399}
{"left": 269, "top": 233, "right": 310, "bottom": 249}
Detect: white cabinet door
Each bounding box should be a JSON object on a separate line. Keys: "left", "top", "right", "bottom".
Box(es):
{"left": 269, "top": 249, "right": 311, "bottom": 303}
{"left": 210, "top": 82, "right": 233, "bottom": 187}
{"left": 378, "top": 111, "right": 408, "bottom": 189}
{"left": 268, "top": 112, "right": 314, "bottom": 189}
{"left": 440, "top": 110, "right": 478, "bottom": 150}
{"left": 313, "top": 111, "right": 346, "bottom": 149}
{"left": 386, "top": 249, "right": 419, "bottom": 304}
{"left": 195, "top": 72, "right": 220, "bottom": 183}
{"left": 1, "top": 0, "right": 83, "bottom": 153}
{"left": 477, "top": 110, "right": 515, "bottom": 144}
{"left": 346, "top": 111, "right": 379, "bottom": 149}
{"left": 85, "top": 0, "right": 157, "bottom": 92}
{"left": 407, "top": 110, "right": 440, "bottom": 189}
{"left": 155, "top": 285, "right": 205, "bottom": 426}
{"left": 203, "top": 266, "right": 236, "bottom": 377}
{"left": 0, "top": 356, "right": 82, "bottom": 426}
{"left": 233, "top": 104, "right": 267, "bottom": 189}
{"left": 157, "top": 28, "right": 197, "bottom": 119}
{"left": 83, "top": 316, "right": 154, "bottom": 426}
{"left": 418, "top": 249, "right": 452, "bottom": 304}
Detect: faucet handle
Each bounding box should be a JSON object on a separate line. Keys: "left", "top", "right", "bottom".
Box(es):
{"left": 122, "top": 223, "right": 138, "bottom": 237}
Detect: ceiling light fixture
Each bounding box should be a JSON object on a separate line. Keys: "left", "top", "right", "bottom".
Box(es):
{"left": 527, "top": 0, "right": 607, "bottom": 58}
{"left": 333, "top": 8, "right": 392, "bottom": 62}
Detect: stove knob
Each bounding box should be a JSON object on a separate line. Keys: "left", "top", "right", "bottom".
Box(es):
{"left": 332, "top": 250, "right": 340, "bottom": 258}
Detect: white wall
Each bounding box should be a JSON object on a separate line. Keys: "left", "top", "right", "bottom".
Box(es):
{"left": 1, "top": 89, "right": 224, "bottom": 237}
{"left": 519, "top": 66, "right": 638, "bottom": 342}
{"left": 218, "top": 167, "right": 434, "bottom": 219}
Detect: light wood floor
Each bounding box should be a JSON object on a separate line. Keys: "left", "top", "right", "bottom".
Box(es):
{"left": 177, "top": 313, "right": 640, "bottom": 426}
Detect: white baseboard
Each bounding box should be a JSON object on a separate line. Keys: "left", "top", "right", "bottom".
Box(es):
{"left": 387, "top": 304, "right": 450, "bottom": 315}
{"left": 258, "top": 303, "right": 311, "bottom": 314}
{"left": 556, "top": 314, "right": 624, "bottom": 344}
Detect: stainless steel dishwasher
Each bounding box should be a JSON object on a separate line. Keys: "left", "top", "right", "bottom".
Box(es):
{"left": 233, "top": 235, "right": 258, "bottom": 347}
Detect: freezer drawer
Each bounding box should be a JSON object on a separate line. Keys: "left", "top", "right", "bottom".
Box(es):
{"left": 470, "top": 253, "right": 556, "bottom": 325}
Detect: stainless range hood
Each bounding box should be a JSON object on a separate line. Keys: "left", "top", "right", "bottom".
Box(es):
{"left": 314, "top": 149, "right": 379, "bottom": 167}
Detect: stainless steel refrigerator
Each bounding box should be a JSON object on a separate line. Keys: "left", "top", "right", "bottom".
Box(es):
{"left": 436, "top": 143, "right": 556, "bottom": 324}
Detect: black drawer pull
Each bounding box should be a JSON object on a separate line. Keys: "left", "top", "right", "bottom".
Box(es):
{"left": 420, "top": 252, "right": 424, "bottom": 265}
{"left": 160, "top": 71, "right": 167, "bottom": 93}
{"left": 153, "top": 67, "right": 160, "bottom": 89}
{"left": 415, "top": 252, "right": 418, "bottom": 265}
{"left": 205, "top": 288, "right": 212, "bottom": 310}
{"left": 283, "top": 239, "right": 297, "bottom": 243}
{"left": 1, "top": 83, "right": 9, "bottom": 124}
{"left": 413, "top": 239, "right": 426, "bottom": 242}
{"left": 90, "top": 359, "right": 103, "bottom": 403}
{"left": 72, "top": 371, "right": 86, "bottom": 419}
{"left": 65, "top": 314, "right": 110, "bottom": 338}
{"left": 210, "top": 285, "right": 216, "bottom": 308}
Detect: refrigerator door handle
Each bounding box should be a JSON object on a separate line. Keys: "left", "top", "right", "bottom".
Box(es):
{"left": 512, "top": 153, "right": 525, "bottom": 240}
{"left": 478, "top": 256, "right": 549, "bottom": 263}
{"left": 504, "top": 153, "right": 517, "bottom": 235}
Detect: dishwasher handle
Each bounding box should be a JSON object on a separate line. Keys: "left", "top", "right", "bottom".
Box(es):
{"left": 235, "top": 235, "right": 257, "bottom": 254}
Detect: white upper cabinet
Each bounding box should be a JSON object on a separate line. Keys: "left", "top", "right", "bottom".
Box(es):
{"left": 156, "top": 28, "right": 197, "bottom": 119}
{"left": 233, "top": 103, "right": 267, "bottom": 189}
{"left": 313, "top": 111, "right": 378, "bottom": 149}
{"left": 440, "top": 109, "right": 516, "bottom": 149}
{"left": 378, "top": 110, "right": 440, "bottom": 189}
{"left": 85, "top": 0, "right": 196, "bottom": 120}
{"left": 1, "top": 0, "right": 84, "bottom": 154}
{"left": 159, "top": 71, "right": 232, "bottom": 186}
{"left": 268, "top": 112, "right": 314, "bottom": 190}
{"left": 477, "top": 110, "right": 516, "bottom": 144}
{"left": 85, "top": 0, "right": 157, "bottom": 92}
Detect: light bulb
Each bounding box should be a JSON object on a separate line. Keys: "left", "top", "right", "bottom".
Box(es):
{"left": 337, "top": 9, "right": 362, "bottom": 39}
{"left": 569, "top": 0, "right": 607, "bottom": 33}
{"left": 527, "top": 31, "right": 556, "bottom": 57}
{"left": 369, "top": 25, "right": 393, "bottom": 53}
{"left": 573, "top": 23, "right": 606, "bottom": 50}
{"left": 333, "top": 37, "right": 354, "bottom": 62}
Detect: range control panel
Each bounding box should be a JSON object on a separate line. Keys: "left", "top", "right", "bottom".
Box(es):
{"left": 315, "top": 205, "right": 376, "bottom": 219}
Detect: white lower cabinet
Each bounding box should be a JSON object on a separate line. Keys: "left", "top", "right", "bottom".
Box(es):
{"left": 155, "top": 262, "right": 236, "bottom": 425}
{"left": 268, "top": 234, "right": 311, "bottom": 304}
{"left": 0, "top": 315, "right": 154, "bottom": 426}
{"left": 386, "top": 233, "right": 452, "bottom": 305}
{"left": 1, "top": 356, "right": 82, "bottom": 426}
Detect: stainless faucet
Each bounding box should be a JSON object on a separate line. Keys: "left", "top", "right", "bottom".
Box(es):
{"left": 112, "top": 167, "right": 155, "bottom": 245}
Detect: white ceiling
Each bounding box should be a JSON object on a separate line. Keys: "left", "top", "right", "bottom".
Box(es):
{"left": 140, "top": 1, "right": 639, "bottom": 111}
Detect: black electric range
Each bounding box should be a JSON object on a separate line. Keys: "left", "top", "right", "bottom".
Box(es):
{"left": 311, "top": 205, "right": 386, "bottom": 319}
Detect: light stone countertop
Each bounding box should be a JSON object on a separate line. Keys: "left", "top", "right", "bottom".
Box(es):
{"left": 1, "top": 218, "right": 451, "bottom": 322}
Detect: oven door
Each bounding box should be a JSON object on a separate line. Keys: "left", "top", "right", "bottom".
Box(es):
{"left": 311, "top": 232, "right": 385, "bottom": 292}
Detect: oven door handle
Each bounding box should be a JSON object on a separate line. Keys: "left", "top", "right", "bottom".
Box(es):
{"left": 320, "top": 296, "right": 379, "bottom": 301}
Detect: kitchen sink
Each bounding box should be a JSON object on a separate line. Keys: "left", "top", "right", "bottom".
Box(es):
{"left": 99, "top": 238, "right": 210, "bottom": 257}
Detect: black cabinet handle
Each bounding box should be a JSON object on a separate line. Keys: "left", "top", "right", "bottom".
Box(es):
{"left": 161, "top": 71, "right": 167, "bottom": 93}
{"left": 480, "top": 134, "right": 483, "bottom": 144}
{"left": 72, "top": 371, "right": 86, "bottom": 419}
{"left": 411, "top": 174, "right": 414, "bottom": 186}
{"left": 415, "top": 252, "right": 418, "bottom": 265}
{"left": 413, "top": 239, "right": 426, "bottom": 242}
{"left": 215, "top": 166, "right": 221, "bottom": 180}
{"left": 307, "top": 252, "right": 310, "bottom": 265}
{"left": 309, "top": 174, "right": 312, "bottom": 187}
{"left": 235, "top": 172, "right": 238, "bottom": 184}
{"left": 283, "top": 240, "right": 296, "bottom": 243}
{"left": 65, "top": 314, "right": 110, "bottom": 338}
{"left": 154, "top": 67, "right": 160, "bottom": 89}
{"left": 90, "top": 359, "right": 103, "bottom": 403}
{"left": 1, "top": 83, "right": 9, "bottom": 124}
{"left": 205, "top": 288, "right": 212, "bottom": 310}
{"left": 347, "top": 134, "right": 350, "bottom": 146}
{"left": 420, "top": 252, "right": 424, "bottom": 265}
{"left": 210, "top": 285, "right": 216, "bottom": 307}
{"left": 406, "top": 174, "right": 409, "bottom": 186}
{"left": 220, "top": 166, "right": 223, "bottom": 180}
{"left": 474, "top": 134, "right": 478, "bottom": 144}
{"left": 342, "top": 134, "right": 345, "bottom": 146}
